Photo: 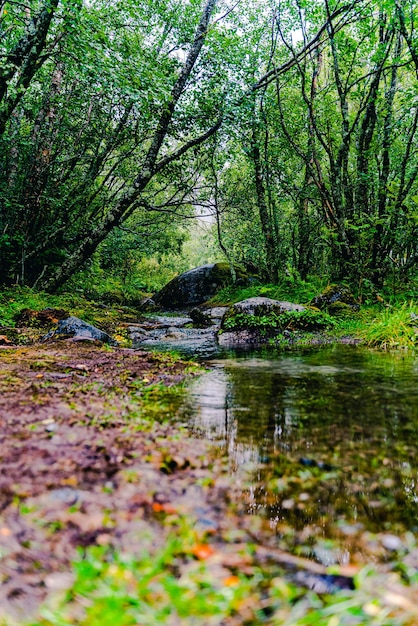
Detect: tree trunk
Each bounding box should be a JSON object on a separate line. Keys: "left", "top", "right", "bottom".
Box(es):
{"left": 0, "top": 0, "right": 60, "bottom": 135}
{"left": 250, "top": 127, "right": 279, "bottom": 283}
{"left": 40, "top": 0, "right": 218, "bottom": 292}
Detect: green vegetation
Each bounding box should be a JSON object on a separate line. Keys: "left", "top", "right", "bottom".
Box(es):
{"left": 212, "top": 277, "right": 325, "bottom": 308}
{"left": 361, "top": 303, "right": 418, "bottom": 350}
{"left": 1, "top": 0, "right": 418, "bottom": 294}
{"left": 2, "top": 275, "right": 418, "bottom": 350}
{"left": 31, "top": 524, "right": 418, "bottom": 626}
{"left": 222, "top": 309, "right": 336, "bottom": 333}
{"left": 1, "top": 0, "right": 418, "bottom": 622}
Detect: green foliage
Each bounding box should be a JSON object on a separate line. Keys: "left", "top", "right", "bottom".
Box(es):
{"left": 33, "top": 535, "right": 258, "bottom": 625}
{"left": 0, "top": 286, "right": 134, "bottom": 330}
{"left": 211, "top": 274, "right": 326, "bottom": 307}
{"left": 30, "top": 531, "right": 418, "bottom": 626}
{"left": 361, "top": 303, "right": 418, "bottom": 350}
{"left": 222, "top": 308, "right": 336, "bottom": 333}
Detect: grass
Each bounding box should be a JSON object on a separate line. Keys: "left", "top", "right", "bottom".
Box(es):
{"left": 0, "top": 286, "right": 140, "bottom": 337}
{"left": 30, "top": 524, "right": 418, "bottom": 626}
{"left": 211, "top": 276, "right": 325, "bottom": 307}
{"left": 360, "top": 302, "right": 418, "bottom": 349}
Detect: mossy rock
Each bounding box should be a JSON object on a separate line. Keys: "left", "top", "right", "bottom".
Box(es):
{"left": 311, "top": 285, "right": 359, "bottom": 313}
{"left": 327, "top": 301, "right": 357, "bottom": 317}
{"left": 152, "top": 263, "right": 251, "bottom": 309}
{"left": 221, "top": 297, "right": 306, "bottom": 329}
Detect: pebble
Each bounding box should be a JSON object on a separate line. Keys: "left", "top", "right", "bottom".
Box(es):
{"left": 381, "top": 534, "right": 403, "bottom": 551}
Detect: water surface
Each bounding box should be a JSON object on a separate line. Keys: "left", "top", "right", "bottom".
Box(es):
{"left": 183, "top": 344, "right": 418, "bottom": 564}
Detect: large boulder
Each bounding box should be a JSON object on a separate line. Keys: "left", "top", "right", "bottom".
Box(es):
{"left": 152, "top": 263, "right": 251, "bottom": 309}
{"left": 218, "top": 297, "right": 334, "bottom": 345}
{"left": 219, "top": 297, "right": 306, "bottom": 343}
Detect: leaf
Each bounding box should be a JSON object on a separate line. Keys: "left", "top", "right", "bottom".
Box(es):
{"left": 192, "top": 544, "right": 215, "bottom": 560}
{"left": 152, "top": 502, "right": 177, "bottom": 514}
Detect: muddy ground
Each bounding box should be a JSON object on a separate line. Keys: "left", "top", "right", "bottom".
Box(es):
{"left": 0, "top": 340, "right": 256, "bottom": 622}
{"left": 1, "top": 338, "right": 418, "bottom": 625}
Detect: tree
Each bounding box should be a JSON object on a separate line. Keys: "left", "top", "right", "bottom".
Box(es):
{"left": 1, "top": 0, "right": 225, "bottom": 287}
{"left": 2, "top": 0, "right": 418, "bottom": 291}
{"left": 0, "top": 0, "right": 80, "bottom": 135}
{"left": 214, "top": 0, "right": 418, "bottom": 287}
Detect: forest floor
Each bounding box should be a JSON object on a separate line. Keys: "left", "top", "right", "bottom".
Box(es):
{"left": 1, "top": 318, "right": 418, "bottom": 624}
{"left": 0, "top": 339, "right": 255, "bottom": 623}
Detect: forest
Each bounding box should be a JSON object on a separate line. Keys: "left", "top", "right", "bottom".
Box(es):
{"left": 1, "top": 2, "right": 418, "bottom": 625}
{"left": 1, "top": 0, "right": 418, "bottom": 298}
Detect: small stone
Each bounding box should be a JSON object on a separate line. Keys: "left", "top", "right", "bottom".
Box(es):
{"left": 48, "top": 487, "right": 80, "bottom": 506}
{"left": 45, "top": 422, "right": 58, "bottom": 432}
{"left": 281, "top": 499, "right": 295, "bottom": 509}
{"left": 44, "top": 572, "right": 75, "bottom": 591}
{"left": 381, "top": 534, "right": 403, "bottom": 551}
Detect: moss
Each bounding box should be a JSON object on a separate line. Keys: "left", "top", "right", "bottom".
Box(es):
{"left": 210, "top": 262, "right": 250, "bottom": 284}
{"left": 328, "top": 301, "right": 358, "bottom": 317}
{"left": 311, "top": 284, "right": 359, "bottom": 311}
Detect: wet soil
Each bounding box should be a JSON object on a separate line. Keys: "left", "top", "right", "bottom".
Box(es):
{"left": 0, "top": 340, "right": 243, "bottom": 622}
{"left": 1, "top": 337, "right": 418, "bottom": 624}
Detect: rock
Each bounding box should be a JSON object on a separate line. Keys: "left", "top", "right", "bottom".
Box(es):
{"left": 311, "top": 285, "right": 359, "bottom": 313}
{"left": 47, "top": 487, "right": 81, "bottom": 506}
{"left": 206, "top": 307, "right": 229, "bottom": 321}
{"left": 221, "top": 297, "right": 305, "bottom": 330}
{"left": 137, "top": 298, "right": 157, "bottom": 312}
{"left": 381, "top": 534, "right": 403, "bottom": 551}
{"left": 152, "top": 263, "right": 252, "bottom": 309}
{"left": 218, "top": 298, "right": 307, "bottom": 345}
{"left": 189, "top": 307, "right": 214, "bottom": 328}
{"left": 42, "top": 316, "right": 117, "bottom": 345}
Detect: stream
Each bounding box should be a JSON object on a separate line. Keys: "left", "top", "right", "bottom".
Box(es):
{"left": 135, "top": 321, "right": 418, "bottom": 566}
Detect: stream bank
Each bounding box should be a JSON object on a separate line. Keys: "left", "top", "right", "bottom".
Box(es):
{"left": 1, "top": 293, "right": 418, "bottom": 624}
{"left": 0, "top": 342, "right": 416, "bottom": 625}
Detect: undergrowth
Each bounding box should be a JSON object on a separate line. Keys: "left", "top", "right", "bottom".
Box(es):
{"left": 211, "top": 276, "right": 325, "bottom": 307}
{"left": 0, "top": 287, "right": 139, "bottom": 332}
{"left": 222, "top": 309, "right": 336, "bottom": 333}
{"left": 360, "top": 303, "right": 418, "bottom": 349}
{"left": 31, "top": 527, "right": 418, "bottom": 626}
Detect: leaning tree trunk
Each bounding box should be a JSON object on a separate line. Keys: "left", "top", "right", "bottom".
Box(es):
{"left": 41, "top": 0, "right": 218, "bottom": 292}
{"left": 0, "top": 0, "right": 61, "bottom": 136}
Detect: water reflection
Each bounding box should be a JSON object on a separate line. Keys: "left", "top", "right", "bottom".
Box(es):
{"left": 184, "top": 345, "right": 418, "bottom": 547}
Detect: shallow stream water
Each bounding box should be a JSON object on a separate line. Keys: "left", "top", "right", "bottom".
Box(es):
{"left": 181, "top": 344, "right": 418, "bottom": 565}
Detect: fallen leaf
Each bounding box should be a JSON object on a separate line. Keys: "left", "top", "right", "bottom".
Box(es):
{"left": 152, "top": 502, "right": 177, "bottom": 514}
{"left": 192, "top": 544, "right": 215, "bottom": 560}
{"left": 61, "top": 475, "right": 78, "bottom": 487}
